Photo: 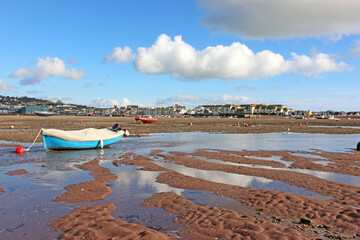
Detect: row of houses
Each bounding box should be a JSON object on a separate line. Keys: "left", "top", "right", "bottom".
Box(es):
{"left": 2, "top": 103, "right": 356, "bottom": 117}
{"left": 0, "top": 103, "right": 291, "bottom": 117}
{"left": 0, "top": 104, "right": 187, "bottom": 116}
{"left": 191, "top": 104, "right": 291, "bottom": 116}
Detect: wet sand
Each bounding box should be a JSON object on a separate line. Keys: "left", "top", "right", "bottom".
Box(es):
{"left": 49, "top": 203, "right": 168, "bottom": 240}
{"left": 5, "top": 169, "right": 29, "bottom": 176}
{"left": 0, "top": 115, "right": 360, "bottom": 143}
{"left": 121, "top": 152, "right": 360, "bottom": 239}
{"left": 1, "top": 115, "right": 360, "bottom": 239}
{"left": 52, "top": 158, "right": 118, "bottom": 203}
{"left": 142, "top": 192, "right": 309, "bottom": 240}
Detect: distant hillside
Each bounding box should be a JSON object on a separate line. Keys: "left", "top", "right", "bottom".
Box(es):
{"left": 0, "top": 95, "right": 56, "bottom": 106}
{"left": 0, "top": 95, "right": 90, "bottom": 109}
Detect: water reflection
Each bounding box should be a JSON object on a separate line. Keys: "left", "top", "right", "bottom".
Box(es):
{"left": 152, "top": 158, "right": 329, "bottom": 200}
{"left": 1, "top": 132, "right": 359, "bottom": 238}
{"left": 291, "top": 152, "right": 328, "bottom": 159}
{"left": 117, "top": 132, "right": 360, "bottom": 153}
{"left": 191, "top": 155, "right": 360, "bottom": 187}
{"left": 313, "top": 160, "right": 332, "bottom": 166}
{"left": 0, "top": 129, "right": 26, "bottom": 131}
{"left": 309, "top": 125, "right": 360, "bottom": 129}
{"left": 109, "top": 164, "right": 183, "bottom": 196}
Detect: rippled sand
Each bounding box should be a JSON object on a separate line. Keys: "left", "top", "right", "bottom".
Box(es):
{"left": 0, "top": 116, "right": 360, "bottom": 239}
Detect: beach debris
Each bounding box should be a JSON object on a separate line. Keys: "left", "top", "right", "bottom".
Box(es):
{"left": 112, "top": 160, "right": 121, "bottom": 167}
{"left": 14, "top": 147, "right": 24, "bottom": 154}
{"left": 357, "top": 142, "right": 360, "bottom": 151}
{"left": 317, "top": 224, "right": 331, "bottom": 230}
{"left": 9, "top": 125, "right": 13, "bottom": 129}
{"left": 5, "top": 223, "right": 24, "bottom": 233}
{"left": 189, "top": 122, "right": 192, "bottom": 125}
{"left": 299, "top": 218, "right": 315, "bottom": 227}
{"left": 271, "top": 216, "right": 281, "bottom": 223}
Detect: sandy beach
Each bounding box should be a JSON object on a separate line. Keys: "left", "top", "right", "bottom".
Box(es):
{"left": 0, "top": 115, "right": 360, "bottom": 142}
{"left": 0, "top": 115, "right": 360, "bottom": 239}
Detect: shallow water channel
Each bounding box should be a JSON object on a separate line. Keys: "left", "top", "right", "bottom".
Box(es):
{"left": 0, "top": 132, "right": 359, "bottom": 238}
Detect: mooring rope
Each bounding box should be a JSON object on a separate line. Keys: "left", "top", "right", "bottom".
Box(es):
{"left": 25, "top": 129, "right": 42, "bottom": 152}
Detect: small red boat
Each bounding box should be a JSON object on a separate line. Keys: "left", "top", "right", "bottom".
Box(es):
{"left": 135, "top": 116, "right": 158, "bottom": 123}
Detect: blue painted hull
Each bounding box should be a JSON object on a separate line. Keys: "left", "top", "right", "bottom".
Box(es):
{"left": 35, "top": 112, "right": 54, "bottom": 116}
{"left": 42, "top": 134, "right": 124, "bottom": 150}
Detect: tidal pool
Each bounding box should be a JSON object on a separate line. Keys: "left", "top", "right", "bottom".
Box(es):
{"left": 0, "top": 132, "right": 359, "bottom": 238}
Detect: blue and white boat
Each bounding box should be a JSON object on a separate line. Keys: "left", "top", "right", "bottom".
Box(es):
{"left": 41, "top": 126, "right": 129, "bottom": 151}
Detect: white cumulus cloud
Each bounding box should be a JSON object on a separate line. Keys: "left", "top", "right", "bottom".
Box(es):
{"left": 350, "top": 40, "right": 360, "bottom": 57}
{"left": 199, "top": 0, "right": 360, "bottom": 39}
{"left": 156, "top": 94, "right": 253, "bottom": 106}
{"left": 129, "top": 34, "right": 349, "bottom": 81}
{"left": 103, "top": 46, "right": 134, "bottom": 63}
{"left": 91, "top": 98, "right": 131, "bottom": 108}
{"left": 286, "top": 52, "right": 351, "bottom": 75}
{"left": 10, "top": 57, "right": 85, "bottom": 85}
{"left": 0, "top": 79, "right": 14, "bottom": 92}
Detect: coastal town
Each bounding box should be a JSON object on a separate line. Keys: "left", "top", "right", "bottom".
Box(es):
{"left": 0, "top": 95, "right": 357, "bottom": 118}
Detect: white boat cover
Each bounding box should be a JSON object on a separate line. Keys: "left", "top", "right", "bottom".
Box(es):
{"left": 41, "top": 128, "right": 124, "bottom": 142}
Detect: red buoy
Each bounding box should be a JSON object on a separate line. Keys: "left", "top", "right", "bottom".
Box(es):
{"left": 80, "top": 120, "right": 83, "bottom": 123}
{"left": 15, "top": 147, "right": 24, "bottom": 154}
{"left": 305, "top": 122, "right": 308, "bottom": 125}
{"left": 298, "top": 123, "right": 302, "bottom": 126}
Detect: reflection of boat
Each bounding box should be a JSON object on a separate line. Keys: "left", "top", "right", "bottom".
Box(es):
{"left": 35, "top": 111, "right": 54, "bottom": 116}
{"left": 41, "top": 126, "right": 129, "bottom": 150}
{"left": 135, "top": 116, "right": 158, "bottom": 123}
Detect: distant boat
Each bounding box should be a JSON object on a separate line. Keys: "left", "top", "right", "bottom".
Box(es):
{"left": 41, "top": 125, "right": 129, "bottom": 150}
{"left": 35, "top": 111, "right": 54, "bottom": 116}
{"left": 135, "top": 116, "right": 158, "bottom": 123}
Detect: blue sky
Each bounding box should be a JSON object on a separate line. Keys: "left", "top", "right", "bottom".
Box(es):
{"left": 1, "top": 0, "right": 360, "bottom": 111}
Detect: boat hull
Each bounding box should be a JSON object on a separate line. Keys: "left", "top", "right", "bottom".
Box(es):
{"left": 35, "top": 112, "right": 54, "bottom": 116}
{"left": 135, "top": 117, "right": 158, "bottom": 123}
{"left": 42, "top": 134, "right": 124, "bottom": 150}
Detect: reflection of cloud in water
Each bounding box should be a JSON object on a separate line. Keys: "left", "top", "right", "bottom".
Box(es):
{"left": 195, "top": 156, "right": 360, "bottom": 187}
{"left": 113, "top": 167, "right": 183, "bottom": 195}
{"left": 291, "top": 153, "right": 327, "bottom": 159}
{"left": 313, "top": 160, "right": 332, "bottom": 166}
{"left": 119, "top": 132, "right": 360, "bottom": 153}
{"left": 154, "top": 160, "right": 328, "bottom": 200}
{"left": 156, "top": 160, "right": 271, "bottom": 187}
{"left": 292, "top": 168, "right": 360, "bottom": 187}
{"left": 236, "top": 163, "right": 360, "bottom": 187}
{"left": 34, "top": 167, "right": 93, "bottom": 189}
